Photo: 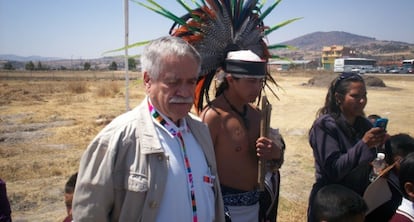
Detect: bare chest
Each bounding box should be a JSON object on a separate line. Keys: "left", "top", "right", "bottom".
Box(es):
{"left": 218, "top": 113, "right": 260, "bottom": 154}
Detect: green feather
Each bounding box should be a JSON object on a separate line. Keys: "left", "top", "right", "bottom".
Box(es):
{"left": 259, "top": 0, "right": 281, "bottom": 21}
{"left": 232, "top": 0, "right": 238, "bottom": 18}
{"left": 176, "top": 0, "right": 193, "bottom": 12}
{"left": 267, "top": 44, "right": 297, "bottom": 50}
{"left": 176, "top": 0, "right": 202, "bottom": 22}
{"left": 136, "top": 0, "right": 201, "bottom": 32}
{"left": 269, "top": 54, "right": 282, "bottom": 59}
{"left": 133, "top": 0, "right": 186, "bottom": 26}
{"left": 264, "top": 17, "right": 302, "bottom": 36}
{"left": 257, "top": 0, "right": 268, "bottom": 11}
{"left": 102, "top": 40, "right": 151, "bottom": 55}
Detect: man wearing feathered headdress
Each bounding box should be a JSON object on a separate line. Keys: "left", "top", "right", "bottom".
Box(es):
{"left": 137, "top": 1, "right": 299, "bottom": 221}
{"left": 199, "top": 49, "right": 285, "bottom": 222}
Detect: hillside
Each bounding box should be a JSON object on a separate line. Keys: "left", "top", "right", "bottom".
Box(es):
{"left": 276, "top": 31, "right": 414, "bottom": 62}
{"left": 281, "top": 31, "right": 379, "bottom": 51}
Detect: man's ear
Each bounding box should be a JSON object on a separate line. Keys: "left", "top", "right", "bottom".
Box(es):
{"left": 404, "top": 182, "right": 414, "bottom": 199}
{"left": 143, "top": 72, "right": 150, "bottom": 87}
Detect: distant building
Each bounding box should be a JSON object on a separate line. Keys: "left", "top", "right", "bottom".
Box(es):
{"left": 268, "top": 59, "right": 312, "bottom": 71}
{"left": 321, "top": 45, "right": 357, "bottom": 70}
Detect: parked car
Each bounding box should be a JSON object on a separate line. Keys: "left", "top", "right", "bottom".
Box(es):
{"left": 407, "top": 68, "right": 413, "bottom": 74}
{"left": 351, "top": 67, "right": 367, "bottom": 74}
{"left": 389, "top": 68, "right": 400, "bottom": 74}
{"left": 399, "top": 67, "right": 414, "bottom": 74}
{"left": 367, "top": 68, "right": 380, "bottom": 73}
{"left": 351, "top": 68, "right": 361, "bottom": 73}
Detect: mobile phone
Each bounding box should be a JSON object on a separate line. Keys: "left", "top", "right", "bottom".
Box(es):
{"left": 374, "top": 118, "right": 388, "bottom": 130}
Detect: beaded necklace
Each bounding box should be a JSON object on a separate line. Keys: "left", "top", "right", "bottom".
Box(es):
{"left": 148, "top": 100, "right": 198, "bottom": 222}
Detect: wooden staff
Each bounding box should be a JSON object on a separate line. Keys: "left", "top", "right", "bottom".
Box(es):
{"left": 258, "top": 95, "right": 272, "bottom": 191}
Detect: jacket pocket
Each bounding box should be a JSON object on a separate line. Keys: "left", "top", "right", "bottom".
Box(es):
{"left": 127, "top": 173, "right": 148, "bottom": 192}
{"left": 200, "top": 174, "right": 216, "bottom": 221}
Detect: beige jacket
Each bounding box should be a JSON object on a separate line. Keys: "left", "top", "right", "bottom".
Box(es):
{"left": 73, "top": 99, "right": 225, "bottom": 222}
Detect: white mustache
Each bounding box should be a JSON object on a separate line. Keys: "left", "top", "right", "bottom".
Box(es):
{"left": 169, "top": 97, "right": 193, "bottom": 104}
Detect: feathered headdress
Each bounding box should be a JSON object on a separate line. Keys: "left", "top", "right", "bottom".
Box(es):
{"left": 135, "top": 0, "right": 301, "bottom": 112}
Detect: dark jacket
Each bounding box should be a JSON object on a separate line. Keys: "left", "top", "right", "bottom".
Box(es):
{"left": 0, "top": 179, "right": 12, "bottom": 222}
{"left": 307, "top": 114, "right": 376, "bottom": 222}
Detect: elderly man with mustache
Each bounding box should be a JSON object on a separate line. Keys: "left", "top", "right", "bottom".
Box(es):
{"left": 72, "top": 36, "right": 225, "bottom": 222}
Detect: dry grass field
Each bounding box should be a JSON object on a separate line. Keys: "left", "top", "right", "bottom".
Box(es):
{"left": 1, "top": 70, "right": 414, "bottom": 221}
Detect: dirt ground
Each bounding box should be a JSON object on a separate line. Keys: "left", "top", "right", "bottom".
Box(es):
{"left": 1, "top": 71, "right": 414, "bottom": 221}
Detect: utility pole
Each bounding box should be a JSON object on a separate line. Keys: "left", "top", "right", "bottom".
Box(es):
{"left": 124, "top": 0, "right": 130, "bottom": 111}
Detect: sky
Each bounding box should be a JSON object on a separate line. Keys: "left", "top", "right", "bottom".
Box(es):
{"left": 1, "top": 0, "right": 413, "bottom": 59}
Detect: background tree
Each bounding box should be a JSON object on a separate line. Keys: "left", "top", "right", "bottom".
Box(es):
{"left": 84, "top": 62, "right": 91, "bottom": 70}
{"left": 3, "top": 61, "right": 14, "bottom": 70}
{"left": 128, "top": 57, "right": 136, "bottom": 70}
{"left": 25, "top": 61, "right": 35, "bottom": 71}
{"left": 109, "top": 61, "right": 117, "bottom": 70}
{"left": 36, "top": 61, "right": 43, "bottom": 70}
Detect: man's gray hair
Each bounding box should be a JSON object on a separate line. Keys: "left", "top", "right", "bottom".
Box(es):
{"left": 140, "top": 36, "right": 201, "bottom": 80}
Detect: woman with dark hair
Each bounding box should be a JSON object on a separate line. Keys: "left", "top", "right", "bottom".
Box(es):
{"left": 0, "top": 178, "right": 12, "bottom": 222}
{"left": 307, "top": 72, "right": 388, "bottom": 222}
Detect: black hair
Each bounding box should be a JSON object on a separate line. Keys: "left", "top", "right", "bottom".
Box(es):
{"left": 390, "top": 133, "right": 414, "bottom": 159}
{"left": 65, "top": 172, "right": 78, "bottom": 194}
{"left": 215, "top": 77, "right": 229, "bottom": 97}
{"left": 313, "top": 184, "right": 367, "bottom": 222}
{"left": 317, "top": 72, "right": 365, "bottom": 119}
{"left": 399, "top": 152, "right": 414, "bottom": 198}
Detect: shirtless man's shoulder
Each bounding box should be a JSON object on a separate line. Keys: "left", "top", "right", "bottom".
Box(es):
{"left": 199, "top": 98, "right": 228, "bottom": 142}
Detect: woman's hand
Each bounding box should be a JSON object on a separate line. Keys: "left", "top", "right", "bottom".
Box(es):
{"left": 362, "top": 127, "right": 387, "bottom": 148}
